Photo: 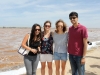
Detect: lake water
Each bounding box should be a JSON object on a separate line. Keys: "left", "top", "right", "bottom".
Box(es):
{"left": 0, "top": 28, "right": 100, "bottom": 75}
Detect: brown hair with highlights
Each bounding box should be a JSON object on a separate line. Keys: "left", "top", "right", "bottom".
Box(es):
{"left": 55, "top": 19, "right": 67, "bottom": 33}
{"left": 44, "top": 20, "right": 51, "bottom": 27}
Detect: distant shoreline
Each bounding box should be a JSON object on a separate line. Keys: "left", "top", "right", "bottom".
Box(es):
{"left": 0, "top": 27, "right": 55, "bottom": 30}
{"left": 0, "top": 27, "right": 100, "bottom": 29}
{"left": 0, "top": 27, "right": 31, "bottom": 29}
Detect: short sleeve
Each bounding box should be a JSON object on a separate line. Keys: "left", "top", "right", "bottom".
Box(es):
{"left": 82, "top": 27, "right": 88, "bottom": 38}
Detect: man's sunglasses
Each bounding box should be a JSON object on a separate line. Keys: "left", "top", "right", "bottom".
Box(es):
{"left": 69, "top": 17, "right": 77, "bottom": 20}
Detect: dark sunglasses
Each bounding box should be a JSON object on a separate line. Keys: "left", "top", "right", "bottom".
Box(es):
{"left": 35, "top": 29, "right": 41, "bottom": 31}
{"left": 57, "top": 25, "right": 63, "bottom": 28}
{"left": 69, "top": 17, "right": 77, "bottom": 20}
{"left": 45, "top": 25, "right": 51, "bottom": 28}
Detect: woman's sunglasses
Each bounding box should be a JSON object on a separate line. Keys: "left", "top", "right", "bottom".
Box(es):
{"left": 35, "top": 29, "right": 41, "bottom": 31}
{"left": 57, "top": 25, "right": 63, "bottom": 28}
{"left": 45, "top": 25, "right": 51, "bottom": 28}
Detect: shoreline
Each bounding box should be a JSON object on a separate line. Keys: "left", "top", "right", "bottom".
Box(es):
{"left": 0, "top": 47, "right": 96, "bottom": 72}
{"left": 0, "top": 47, "right": 100, "bottom": 75}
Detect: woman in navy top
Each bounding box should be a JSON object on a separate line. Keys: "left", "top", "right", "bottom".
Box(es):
{"left": 40, "top": 21, "right": 53, "bottom": 75}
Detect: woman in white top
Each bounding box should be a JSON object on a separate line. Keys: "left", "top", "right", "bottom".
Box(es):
{"left": 52, "top": 19, "right": 68, "bottom": 75}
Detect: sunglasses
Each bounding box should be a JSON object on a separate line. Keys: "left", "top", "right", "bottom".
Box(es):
{"left": 45, "top": 25, "right": 51, "bottom": 28}
{"left": 57, "top": 25, "right": 63, "bottom": 28}
{"left": 35, "top": 29, "right": 41, "bottom": 31}
{"left": 69, "top": 17, "right": 77, "bottom": 20}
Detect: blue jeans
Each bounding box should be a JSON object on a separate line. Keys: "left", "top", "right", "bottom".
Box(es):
{"left": 69, "top": 54, "right": 85, "bottom": 75}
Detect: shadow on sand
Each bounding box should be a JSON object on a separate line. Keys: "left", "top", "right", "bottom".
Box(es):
{"left": 69, "top": 69, "right": 97, "bottom": 75}
{"left": 86, "top": 71, "right": 97, "bottom": 75}
{"left": 90, "top": 65, "right": 100, "bottom": 69}
{"left": 86, "top": 56, "right": 100, "bottom": 59}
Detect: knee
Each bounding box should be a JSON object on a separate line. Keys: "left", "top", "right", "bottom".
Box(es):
{"left": 62, "top": 66, "right": 66, "bottom": 71}
{"left": 41, "top": 65, "right": 45, "bottom": 70}
{"left": 62, "top": 67, "right": 65, "bottom": 71}
{"left": 48, "top": 66, "right": 52, "bottom": 70}
{"left": 56, "top": 66, "right": 60, "bottom": 71}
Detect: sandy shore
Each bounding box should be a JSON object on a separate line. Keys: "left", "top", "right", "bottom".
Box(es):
{"left": 0, "top": 47, "right": 100, "bottom": 75}
{"left": 19, "top": 47, "right": 100, "bottom": 75}
{"left": 35, "top": 47, "right": 100, "bottom": 75}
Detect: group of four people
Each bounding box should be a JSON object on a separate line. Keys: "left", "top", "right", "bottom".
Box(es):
{"left": 21, "top": 11, "right": 88, "bottom": 75}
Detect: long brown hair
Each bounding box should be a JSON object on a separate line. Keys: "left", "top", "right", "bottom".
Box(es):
{"left": 55, "top": 19, "right": 67, "bottom": 33}
{"left": 29, "top": 24, "right": 41, "bottom": 45}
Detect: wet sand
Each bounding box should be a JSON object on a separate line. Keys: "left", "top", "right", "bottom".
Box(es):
{"left": 0, "top": 50, "right": 24, "bottom": 71}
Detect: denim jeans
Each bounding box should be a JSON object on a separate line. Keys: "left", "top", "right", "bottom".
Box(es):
{"left": 53, "top": 52, "right": 68, "bottom": 61}
{"left": 69, "top": 54, "right": 85, "bottom": 75}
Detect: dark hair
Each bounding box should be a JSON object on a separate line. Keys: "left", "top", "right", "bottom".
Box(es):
{"left": 44, "top": 20, "right": 51, "bottom": 26}
{"left": 55, "top": 19, "right": 67, "bottom": 33}
{"left": 29, "top": 24, "right": 41, "bottom": 45}
{"left": 69, "top": 11, "right": 78, "bottom": 18}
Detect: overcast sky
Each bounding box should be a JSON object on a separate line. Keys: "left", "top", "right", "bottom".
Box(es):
{"left": 0, "top": 0, "right": 100, "bottom": 28}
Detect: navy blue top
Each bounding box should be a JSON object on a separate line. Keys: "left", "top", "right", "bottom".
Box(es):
{"left": 41, "top": 32, "right": 53, "bottom": 54}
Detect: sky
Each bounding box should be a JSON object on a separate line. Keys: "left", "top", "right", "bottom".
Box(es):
{"left": 0, "top": 0, "right": 100, "bottom": 28}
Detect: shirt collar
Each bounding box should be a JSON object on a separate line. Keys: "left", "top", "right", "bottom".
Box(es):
{"left": 72, "top": 23, "right": 81, "bottom": 29}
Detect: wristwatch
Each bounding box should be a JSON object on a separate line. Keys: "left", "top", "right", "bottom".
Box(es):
{"left": 82, "top": 56, "right": 86, "bottom": 58}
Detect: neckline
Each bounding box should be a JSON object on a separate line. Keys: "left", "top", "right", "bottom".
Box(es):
{"left": 55, "top": 32, "right": 65, "bottom": 35}
{"left": 42, "top": 31, "right": 51, "bottom": 39}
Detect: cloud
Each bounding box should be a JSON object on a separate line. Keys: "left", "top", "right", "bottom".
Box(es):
{"left": 22, "top": 11, "right": 68, "bottom": 17}
{"left": 36, "top": 5, "right": 56, "bottom": 8}
{"left": 0, "top": 0, "right": 100, "bottom": 28}
{"left": 0, "top": 0, "right": 43, "bottom": 10}
{"left": 63, "top": 3, "right": 78, "bottom": 7}
{"left": 0, "top": 0, "right": 29, "bottom": 5}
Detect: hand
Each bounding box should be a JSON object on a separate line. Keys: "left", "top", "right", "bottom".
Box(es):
{"left": 81, "top": 58, "right": 85, "bottom": 65}
{"left": 37, "top": 50, "right": 41, "bottom": 53}
{"left": 31, "top": 49, "right": 37, "bottom": 54}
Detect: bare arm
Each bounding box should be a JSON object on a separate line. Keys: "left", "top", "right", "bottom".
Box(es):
{"left": 21, "top": 34, "right": 37, "bottom": 53}
{"left": 21, "top": 34, "right": 31, "bottom": 50}
{"left": 81, "top": 38, "right": 88, "bottom": 64}
{"left": 83, "top": 38, "right": 88, "bottom": 57}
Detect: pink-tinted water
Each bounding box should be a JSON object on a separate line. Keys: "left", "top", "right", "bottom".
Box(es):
{"left": 0, "top": 28, "right": 30, "bottom": 71}
{"left": 0, "top": 28, "right": 100, "bottom": 71}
